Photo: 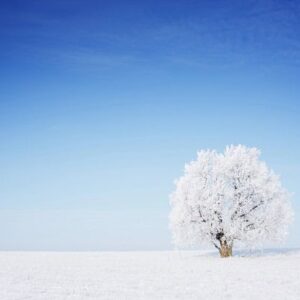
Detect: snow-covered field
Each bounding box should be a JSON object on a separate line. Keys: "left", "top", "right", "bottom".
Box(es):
{"left": 0, "top": 250, "right": 299, "bottom": 300}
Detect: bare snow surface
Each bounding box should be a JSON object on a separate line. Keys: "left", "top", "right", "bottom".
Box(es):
{"left": 0, "top": 250, "right": 299, "bottom": 300}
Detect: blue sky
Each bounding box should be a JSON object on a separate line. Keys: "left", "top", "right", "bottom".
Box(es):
{"left": 0, "top": 0, "right": 300, "bottom": 250}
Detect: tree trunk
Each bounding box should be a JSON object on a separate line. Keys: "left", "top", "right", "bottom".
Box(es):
{"left": 219, "top": 241, "right": 233, "bottom": 258}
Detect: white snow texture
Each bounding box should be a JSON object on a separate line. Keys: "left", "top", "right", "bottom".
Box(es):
{"left": 0, "top": 250, "right": 299, "bottom": 300}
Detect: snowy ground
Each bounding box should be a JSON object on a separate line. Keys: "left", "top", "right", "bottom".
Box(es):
{"left": 0, "top": 250, "right": 299, "bottom": 300}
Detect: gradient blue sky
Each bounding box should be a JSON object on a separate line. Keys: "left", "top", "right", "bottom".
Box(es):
{"left": 0, "top": 0, "right": 299, "bottom": 250}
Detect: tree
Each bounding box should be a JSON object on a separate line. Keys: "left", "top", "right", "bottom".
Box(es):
{"left": 169, "top": 145, "right": 293, "bottom": 257}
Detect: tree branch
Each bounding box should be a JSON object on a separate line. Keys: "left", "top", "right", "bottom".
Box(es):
{"left": 213, "top": 242, "right": 220, "bottom": 250}
{"left": 198, "top": 207, "right": 207, "bottom": 223}
{"left": 239, "top": 200, "right": 264, "bottom": 218}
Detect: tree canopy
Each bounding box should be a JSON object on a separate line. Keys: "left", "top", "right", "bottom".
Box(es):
{"left": 169, "top": 145, "right": 293, "bottom": 257}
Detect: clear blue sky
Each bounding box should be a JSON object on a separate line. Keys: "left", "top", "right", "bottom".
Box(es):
{"left": 0, "top": 0, "right": 299, "bottom": 250}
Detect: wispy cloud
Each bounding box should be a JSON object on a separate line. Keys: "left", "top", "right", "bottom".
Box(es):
{"left": 2, "top": 0, "right": 299, "bottom": 70}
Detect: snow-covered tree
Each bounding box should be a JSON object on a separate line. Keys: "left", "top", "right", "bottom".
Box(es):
{"left": 169, "top": 145, "right": 293, "bottom": 257}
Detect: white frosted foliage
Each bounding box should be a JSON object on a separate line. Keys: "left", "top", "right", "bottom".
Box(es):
{"left": 169, "top": 145, "right": 293, "bottom": 251}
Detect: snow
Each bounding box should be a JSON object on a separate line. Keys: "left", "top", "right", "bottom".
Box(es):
{"left": 0, "top": 250, "right": 299, "bottom": 299}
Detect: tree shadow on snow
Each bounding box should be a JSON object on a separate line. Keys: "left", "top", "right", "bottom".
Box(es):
{"left": 233, "top": 247, "right": 300, "bottom": 257}
{"left": 196, "top": 247, "right": 300, "bottom": 258}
